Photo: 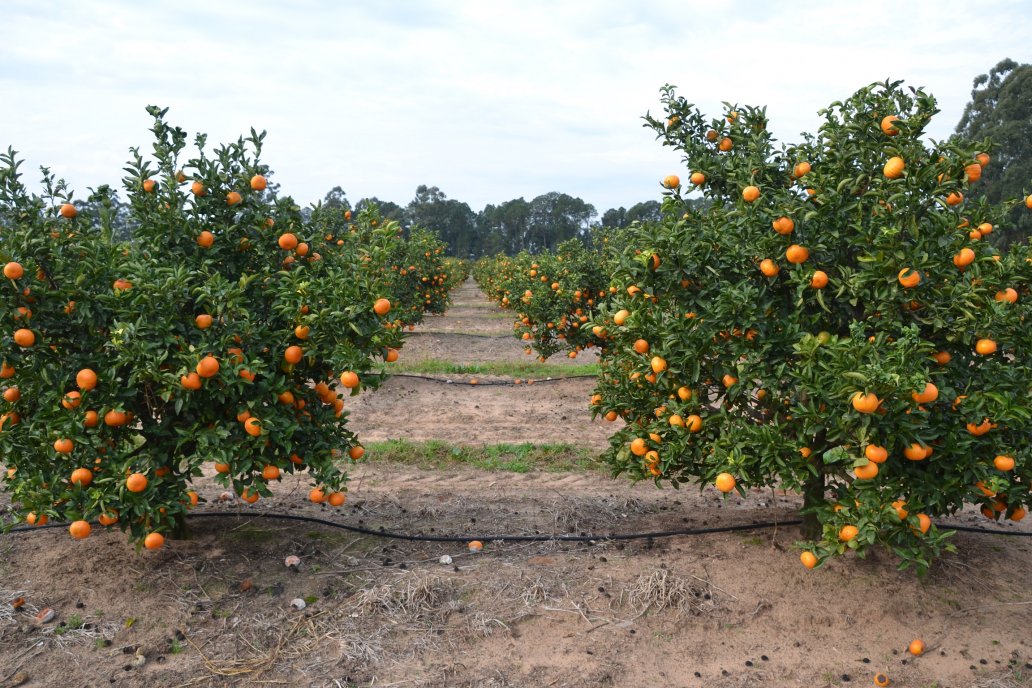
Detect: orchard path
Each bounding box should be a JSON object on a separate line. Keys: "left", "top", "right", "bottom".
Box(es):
{"left": 345, "top": 279, "right": 617, "bottom": 448}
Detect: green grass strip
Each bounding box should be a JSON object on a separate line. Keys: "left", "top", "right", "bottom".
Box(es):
{"left": 387, "top": 359, "right": 600, "bottom": 378}
{"left": 362, "top": 439, "right": 605, "bottom": 474}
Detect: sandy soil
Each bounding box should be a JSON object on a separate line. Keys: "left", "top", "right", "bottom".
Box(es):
{"left": 1, "top": 280, "right": 1030, "bottom": 688}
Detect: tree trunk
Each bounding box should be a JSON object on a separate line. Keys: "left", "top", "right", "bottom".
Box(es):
{"left": 801, "top": 469, "right": 825, "bottom": 540}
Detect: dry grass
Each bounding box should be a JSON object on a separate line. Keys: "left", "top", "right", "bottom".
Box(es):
{"left": 624, "top": 568, "right": 723, "bottom": 617}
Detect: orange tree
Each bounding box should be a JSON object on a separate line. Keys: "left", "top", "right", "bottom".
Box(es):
{"left": 591, "top": 81, "right": 1031, "bottom": 572}
{"left": 0, "top": 106, "right": 404, "bottom": 547}
{"left": 474, "top": 238, "right": 614, "bottom": 359}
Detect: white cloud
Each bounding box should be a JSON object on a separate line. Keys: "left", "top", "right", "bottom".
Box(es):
{"left": 0, "top": 0, "right": 1029, "bottom": 216}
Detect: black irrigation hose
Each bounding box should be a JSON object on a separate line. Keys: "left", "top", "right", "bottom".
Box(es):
{"left": 391, "top": 373, "right": 597, "bottom": 386}
{"left": 4, "top": 510, "right": 1030, "bottom": 542}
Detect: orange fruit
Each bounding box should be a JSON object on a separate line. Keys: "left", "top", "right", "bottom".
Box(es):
{"left": 197, "top": 230, "right": 215, "bottom": 248}
{"left": 632, "top": 339, "right": 649, "bottom": 354}
{"left": 854, "top": 462, "right": 879, "bottom": 480}
{"left": 349, "top": 445, "right": 365, "bottom": 460}
{"left": 340, "top": 371, "right": 360, "bottom": 388}
{"left": 722, "top": 374, "right": 737, "bottom": 388}
{"left": 662, "top": 175, "right": 680, "bottom": 189}
{"left": 864, "top": 445, "right": 888, "bottom": 464}
{"left": 278, "top": 233, "right": 298, "bottom": 250}
{"left": 250, "top": 174, "right": 267, "bottom": 191}
{"left": 70, "top": 467, "right": 93, "bottom": 487}
{"left": 883, "top": 156, "right": 905, "bottom": 179}
{"left": 892, "top": 500, "right": 909, "bottom": 519}
{"left": 650, "top": 356, "right": 667, "bottom": 373}
{"left": 630, "top": 438, "right": 648, "bottom": 456}
{"left": 309, "top": 487, "right": 326, "bottom": 503}
{"left": 191, "top": 181, "right": 205, "bottom": 196}
{"left": 1009, "top": 507, "right": 1026, "bottom": 522}
{"left": 689, "top": 172, "right": 705, "bottom": 185}
{"left": 785, "top": 244, "right": 809, "bottom": 264}
{"left": 327, "top": 492, "right": 346, "bottom": 507}
{"left": 966, "top": 418, "right": 993, "bottom": 436}
{"left": 98, "top": 512, "right": 119, "bottom": 526}
{"left": 385, "top": 348, "right": 399, "bottom": 363}
{"left": 964, "top": 163, "right": 982, "bottom": 183}
{"left": 874, "top": 672, "right": 890, "bottom": 687}
{"left": 810, "top": 270, "right": 829, "bottom": 289}
{"left": 880, "top": 115, "right": 900, "bottom": 136}
{"left": 850, "top": 392, "right": 880, "bottom": 414}
{"left": 294, "top": 325, "right": 310, "bottom": 339}
{"left": 897, "top": 268, "right": 920, "bottom": 288}
{"left": 181, "top": 372, "right": 202, "bottom": 390}
{"left": 83, "top": 409, "right": 99, "bottom": 427}
{"left": 144, "top": 532, "right": 165, "bottom": 550}
{"left": 952, "top": 248, "right": 975, "bottom": 268}
{"left": 226, "top": 191, "right": 242, "bottom": 206}
{"left": 759, "top": 259, "right": 779, "bottom": 277}
{"left": 262, "top": 464, "right": 280, "bottom": 480}
{"left": 13, "top": 329, "right": 35, "bottom": 347}
{"left": 76, "top": 368, "right": 98, "bottom": 391}
{"left": 142, "top": 178, "right": 157, "bottom": 193}
{"left": 69, "top": 520, "right": 92, "bottom": 540}
{"left": 800, "top": 551, "right": 818, "bottom": 569}
{"left": 995, "top": 287, "right": 1018, "bottom": 303}
{"left": 3, "top": 386, "right": 20, "bottom": 403}
{"left": 993, "top": 455, "right": 1015, "bottom": 471}
{"left": 195, "top": 314, "right": 213, "bottom": 329}
{"left": 838, "top": 525, "right": 859, "bottom": 542}
{"left": 903, "top": 443, "right": 929, "bottom": 461}
{"left": 103, "top": 409, "right": 128, "bottom": 426}
{"left": 908, "top": 639, "right": 925, "bottom": 656}
{"left": 62, "top": 390, "right": 82, "bottom": 409}
{"left": 3, "top": 262, "right": 24, "bottom": 280}
{"left": 915, "top": 514, "right": 931, "bottom": 535}
{"left": 975, "top": 338, "right": 996, "bottom": 355}
{"left": 685, "top": 414, "right": 703, "bottom": 432}
{"left": 718, "top": 137, "right": 733, "bottom": 152}
{"left": 772, "top": 216, "right": 795, "bottom": 235}
{"left": 196, "top": 355, "right": 220, "bottom": 378}
{"left": 931, "top": 351, "right": 951, "bottom": 365}
{"left": 373, "top": 298, "right": 391, "bottom": 316}
{"left": 911, "top": 382, "right": 938, "bottom": 404}
{"left": 945, "top": 192, "right": 964, "bottom": 206}
{"left": 54, "top": 438, "right": 74, "bottom": 453}
{"left": 126, "top": 472, "right": 148, "bottom": 492}
{"left": 187, "top": 491, "right": 199, "bottom": 507}
{"left": 793, "top": 161, "right": 811, "bottom": 178}
{"left": 0, "top": 362, "right": 14, "bottom": 378}
{"left": 284, "top": 345, "right": 303, "bottom": 364}
{"left": 613, "top": 309, "right": 629, "bottom": 326}
{"left": 244, "top": 417, "right": 262, "bottom": 437}
{"left": 59, "top": 202, "right": 78, "bottom": 218}
{"left": 714, "top": 472, "right": 736, "bottom": 493}
{"left": 742, "top": 185, "right": 760, "bottom": 202}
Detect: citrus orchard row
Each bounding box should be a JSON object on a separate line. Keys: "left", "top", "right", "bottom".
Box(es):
{"left": 475, "top": 80, "right": 1032, "bottom": 572}
{"left": 0, "top": 106, "right": 462, "bottom": 548}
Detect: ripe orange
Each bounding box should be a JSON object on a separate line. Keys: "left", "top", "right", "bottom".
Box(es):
{"left": 62, "top": 390, "right": 82, "bottom": 409}
{"left": 196, "top": 355, "right": 220, "bottom": 378}
{"left": 76, "top": 368, "right": 98, "bottom": 391}
{"left": 98, "top": 512, "right": 119, "bottom": 526}
{"left": 195, "top": 314, "right": 213, "bottom": 329}
{"left": 718, "top": 137, "right": 733, "bottom": 152}
{"left": 850, "top": 392, "right": 880, "bottom": 414}
{"left": 964, "top": 163, "right": 982, "bottom": 183}
{"left": 771, "top": 216, "right": 794, "bottom": 235}
{"left": 742, "top": 185, "right": 760, "bottom": 202}
{"left": 373, "top": 298, "right": 391, "bottom": 315}
{"left": 294, "top": 325, "right": 310, "bottom": 339}
{"left": 13, "top": 329, "right": 35, "bottom": 347}
{"left": 309, "top": 488, "right": 326, "bottom": 503}
{"left": 349, "top": 445, "right": 365, "bottom": 460}
{"left": 685, "top": 414, "right": 703, "bottom": 432}
{"left": 722, "top": 374, "right": 737, "bottom": 388}
{"left": 3, "top": 262, "right": 24, "bottom": 279}
{"left": 838, "top": 525, "right": 859, "bottom": 542}
{"left": 69, "top": 520, "right": 92, "bottom": 539}
{"left": 385, "top": 348, "right": 399, "bottom": 363}
{"left": 759, "top": 259, "right": 779, "bottom": 277}
{"left": 931, "top": 351, "right": 951, "bottom": 365}
{"left": 632, "top": 339, "right": 649, "bottom": 354}
{"left": 800, "top": 551, "right": 818, "bottom": 569}
{"left": 226, "top": 191, "right": 242, "bottom": 206}
{"left": 54, "top": 438, "right": 74, "bottom": 453}
{"left": 103, "top": 409, "right": 128, "bottom": 426}
{"left": 284, "top": 345, "right": 303, "bottom": 364}
{"left": 915, "top": 514, "right": 931, "bottom": 535}
{"left": 880, "top": 115, "right": 900, "bottom": 136}
{"left": 214, "top": 462, "right": 230, "bottom": 474}
{"left": 142, "top": 178, "right": 157, "bottom": 193}
{"left": 662, "top": 175, "right": 680, "bottom": 189}
{"left": 340, "top": 371, "right": 360, "bottom": 388}
{"left": 864, "top": 445, "right": 888, "bottom": 464}
{"left": 278, "top": 233, "right": 298, "bottom": 250}
{"left": 613, "top": 309, "right": 629, "bottom": 326}
{"left": 327, "top": 492, "right": 346, "bottom": 507}
{"left": 874, "top": 672, "right": 890, "bottom": 687}
{"left": 244, "top": 417, "right": 262, "bottom": 437}
{"left": 70, "top": 467, "right": 93, "bottom": 487}
{"left": 966, "top": 418, "right": 993, "bottom": 436}
{"left": 974, "top": 338, "right": 996, "bottom": 355}
{"left": 181, "top": 372, "right": 202, "bottom": 390}
{"left": 793, "top": 161, "right": 811, "bottom": 178}
{"left": 262, "top": 464, "right": 280, "bottom": 480}
{"left": 952, "top": 248, "right": 975, "bottom": 268}
{"left": 191, "top": 181, "right": 206, "bottom": 196}
{"left": 144, "top": 532, "right": 165, "bottom": 550}
{"left": 945, "top": 191, "right": 963, "bottom": 206}
{"left": 714, "top": 472, "right": 736, "bottom": 493}
{"left": 3, "top": 386, "right": 20, "bottom": 403}
{"left": 785, "top": 244, "right": 809, "bottom": 264}
{"left": 908, "top": 639, "right": 925, "bottom": 656}
{"left": 994, "top": 287, "right": 1018, "bottom": 303}
{"left": 897, "top": 268, "right": 920, "bottom": 288}
{"left": 810, "top": 270, "right": 829, "bottom": 288}
{"left": 993, "top": 455, "right": 1015, "bottom": 471}
{"left": 911, "top": 382, "right": 938, "bottom": 404}
{"left": 250, "top": 174, "right": 267, "bottom": 191}
{"left": 854, "top": 461, "right": 878, "bottom": 480}
{"left": 240, "top": 489, "right": 259, "bottom": 504}
{"left": 0, "top": 362, "right": 14, "bottom": 378}
{"left": 630, "top": 438, "right": 648, "bottom": 456}
{"left": 83, "top": 410, "right": 99, "bottom": 427}
{"left": 690, "top": 172, "right": 705, "bottom": 185}
{"left": 903, "top": 443, "right": 929, "bottom": 461}
{"left": 126, "top": 472, "right": 148, "bottom": 492}
{"left": 650, "top": 356, "right": 667, "bottom": 373}
{"left": 883, "top": 156, "right": 905, "bottom": 179}
{"left": 59, "top": 203, "right": 78, "bottom": 218}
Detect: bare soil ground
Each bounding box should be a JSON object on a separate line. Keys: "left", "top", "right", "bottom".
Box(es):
{"left": 1, "top": 281, "right": 1030, "bottom": 688}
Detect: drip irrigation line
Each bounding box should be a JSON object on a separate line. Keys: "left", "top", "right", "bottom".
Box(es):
{"left": 4, "top": 511, "right": 1030, "bottom": 542}
{"left": 390, "top": 373, "right": 596, "bottom": 386}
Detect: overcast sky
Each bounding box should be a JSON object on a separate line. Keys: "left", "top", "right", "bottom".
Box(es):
{"left": 1, "top": 1, "right": 1029, "bottom": 217}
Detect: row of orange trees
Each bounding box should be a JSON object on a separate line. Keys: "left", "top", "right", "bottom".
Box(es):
{"left": 0, "top": 106, "right": 460, "bottom": 548}
{"left": 476, "top": 80, "right": 1031, "bottom": 572}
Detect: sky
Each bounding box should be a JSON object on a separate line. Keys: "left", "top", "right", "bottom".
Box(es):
{"left": 1, "top": 0, "right": 1030, "bottom": 218}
